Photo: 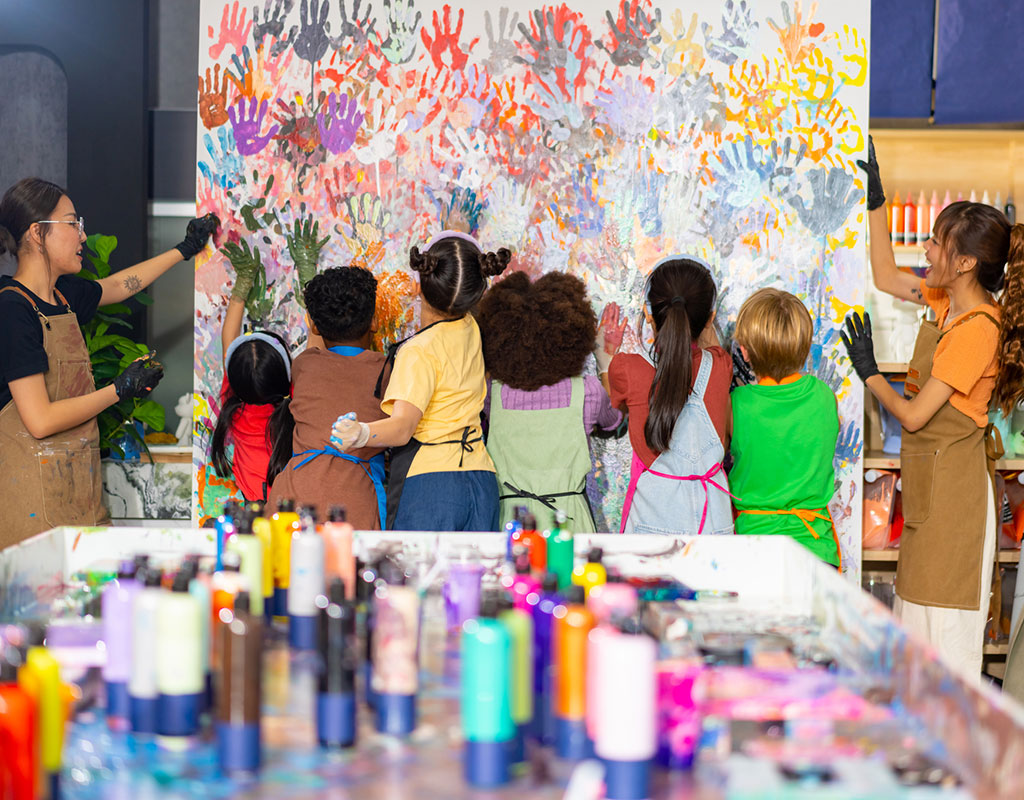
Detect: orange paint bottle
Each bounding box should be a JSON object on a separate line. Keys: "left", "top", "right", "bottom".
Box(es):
{"left": 552, "top": 585, "right": 595, "bottom": 760}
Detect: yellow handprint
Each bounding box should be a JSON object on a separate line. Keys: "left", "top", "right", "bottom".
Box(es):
{"left": 835, "top": 24, "right": 868, "bottom": 87}
{"left": 652, "top": 10, "right": 704, "bottom": 77}
{"left": 794, "top": 46, "right": 836, "bottom": 104}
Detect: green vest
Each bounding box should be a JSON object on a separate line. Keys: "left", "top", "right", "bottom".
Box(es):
{"left": 729, "top": 375, "right": 840, "bottom": 566}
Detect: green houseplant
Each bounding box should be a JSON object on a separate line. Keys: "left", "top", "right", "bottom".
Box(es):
{"left": 77, "top": 233, "right": 165, "bottom": 458}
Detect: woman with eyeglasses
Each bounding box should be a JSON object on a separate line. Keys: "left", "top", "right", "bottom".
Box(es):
{"left": 0, "top": 177, "right": 218, "bottom": 546}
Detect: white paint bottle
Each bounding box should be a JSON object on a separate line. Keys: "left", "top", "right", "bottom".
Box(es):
{"left": 288, "top": 507, "right": 325, "bottom": 650}
{"left": 156, "top": 571, "right": 204, "bottom": 736}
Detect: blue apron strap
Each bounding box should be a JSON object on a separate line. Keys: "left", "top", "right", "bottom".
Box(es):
{"left": 291, "top": 447, "right": 387, "bottom": 529}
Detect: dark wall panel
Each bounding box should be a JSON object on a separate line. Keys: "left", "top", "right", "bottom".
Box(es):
{"left": 869, "top": 0, "right": 935, "bottom": 119}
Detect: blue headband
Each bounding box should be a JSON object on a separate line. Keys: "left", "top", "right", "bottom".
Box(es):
{"left": 425, "top": 230, "right": 481, "bottom": 251}
{"left": 224, "top": 331, "right": 292, "bottom": 381}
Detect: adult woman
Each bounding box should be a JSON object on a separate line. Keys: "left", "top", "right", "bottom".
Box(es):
{"left": 844, "top": 141, "right": 1024, "bottom": 678}
{"left": 0, "top": 177, "right": 218, "bottom": 547}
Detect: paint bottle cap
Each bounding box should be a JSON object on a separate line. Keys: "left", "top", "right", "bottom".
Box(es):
{"left": 247, "top": 500, "right": 266, "bottom": 516}
{"left": 606, "top": 571, "right": 624, "bottom": 583}
{"left": 522, "top": 513, "right": 537, "bottom": 531}
{"left": 171, "top": 572, "right": 192, "bottom": 593}
{"left": 513, "top": 547, "right": 531, "bottom": 574}
{"left": 141, "top": 568, "right": 163, "bottom": 588}
{"left": 222, "top": 500, "right": 240, "bottom": 517}
{"left": 222, "top": 552, "right": 242, "bottom": 572}
{"left": 554, "top": 509, "right": 568, "bottom": 526}
{"left": 496, "top": 591, "right": 515, "bottom": 613}
{"left": 25, "top": 623, "right": 46, "bottom": 647}
{"left": 277, "top": 498, "right": 296, "bottom": 513}
{"left": 133, "top": 554, "right": 151, "bottom": 572}
{"left": 479, "top": 593, "right": 500, "bottom": 619}
{"left": 513, "top": 505, "right": 529, "bottom": 523}
{"left": 234, "top": 510, "right": 255, "bottom": 534}
{"left": 377, "top": 558, "right": 406, "bottom": 586}
{"left": 542, "top": 573, "right": 560, "bottom": 594}
{"left": 566, "top": 585, "right": 585, "bottom": 605}
{"left": 328, "top": 506, "right": 347, "bottom": 522}
{"left": 179, "top": 560, "right": 199, "bottom": 581}
{"left": 587, "top": 547, "right": 603, "bottom": 563}
{"left": 328, "top": 578, "right": 346, "bottom": 605}
{"left": 117, "top": 559, "right": 137, "bottom": 580}
{"left": 298, "top": 504, "right": 319, "bottom": 521}
{"left": 234, "top": 591, "right": 251, "bottom": 614}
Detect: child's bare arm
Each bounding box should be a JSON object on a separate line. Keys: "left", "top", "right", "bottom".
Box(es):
{"left": 222, "top": 296, "right": 245, "bottom": 363}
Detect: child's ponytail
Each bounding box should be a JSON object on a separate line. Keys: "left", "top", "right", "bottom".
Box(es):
{"left": 995, "top": 222, "right": 1024, "bottom": 415}
{"left": 642, "top": 258, "right": 718, "bottom": 454}
{"left": 266, "top": 397, "right": 295, "bottom": 488}
{"left": 210, "top": 394, "right": 243, "bottom": 479}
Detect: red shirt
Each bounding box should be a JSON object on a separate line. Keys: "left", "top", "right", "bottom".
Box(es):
{"left": 220, "top": 374, "right": 276, "bottom": 501}
{"left": 608, "top": 346, "right": 731, "bottom": 468}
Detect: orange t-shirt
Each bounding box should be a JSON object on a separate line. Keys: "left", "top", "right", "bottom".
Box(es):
{"left": 920, "top": 279, "right": 1000, "bottom": 427}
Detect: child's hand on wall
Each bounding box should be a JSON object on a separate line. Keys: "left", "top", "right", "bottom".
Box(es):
{"left": 596, "top": 302, "right": 627, "bottom": 373}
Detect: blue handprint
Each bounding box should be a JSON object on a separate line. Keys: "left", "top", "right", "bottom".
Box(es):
{"left": 199, "top": 126, "right": 244, "bottom": 189}
{"left": 788, "top": 167, "right": 862, "bottom": 237}
{"left": 717, "top": 137, "right": 771, "bottom": 208}
{"left": 702, "top": 0, "right": 758, "bottom": 65}
{"left": 833, "top": 419, "right": 863, "bottom": 471}
{"left": 562, "top": 165, "right": 605, "bottom": 239}
{"left": 317, "top": 93, "right": 364, "bottom": 154}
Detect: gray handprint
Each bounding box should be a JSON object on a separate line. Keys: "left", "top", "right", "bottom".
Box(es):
{"left": 596, "top": 1, "right": 661, "bottom": 68}
{"left": 788, "top": 167, "right": 862, "bottom": 237}
{"left": 291, "top": 0, "right": 331, "bottom": 65}
{"left": 253, "top": 0, "right": 294, "bottom": 55}
{"left": 483, "top": 7, "right": 520, "bottom": 74}
{"left": 701, "top": 0, "right": 758, "bottom": 65}
{"left": 766, "top": 136, "right": 807, "bottom": 192}
{"left": 329, "top": 0, "right": 376, "bottom": 52}
{"left": 380, "top": 0, "right": 422, "bottom": 64}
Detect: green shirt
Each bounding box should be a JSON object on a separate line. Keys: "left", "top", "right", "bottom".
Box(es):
{"left": 729, "top": 375, "right": 840, "bottom": 566}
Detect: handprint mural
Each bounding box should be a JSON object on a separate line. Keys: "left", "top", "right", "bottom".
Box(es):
{"left": 195, "top": 0, "right": 868, "bottom": 575}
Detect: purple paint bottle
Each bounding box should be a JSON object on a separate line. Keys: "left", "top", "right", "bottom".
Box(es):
{"left": 102, "top": 558, "right": 141, "bottom": 729}
{"left": 531, "top": 572, "right": 562, "bottom": 744}
{"left": 444, "top": 562, "right": 484, "bottom": 631}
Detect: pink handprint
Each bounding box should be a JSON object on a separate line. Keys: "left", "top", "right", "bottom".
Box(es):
{"left": 227, "top": 97, "right": 279, "bottom": 155}
{"left": 208, "top": 1, "right": 253, "bottom": 59}
{"left": 420, "top": 6, "right": 479, "bottom": 73}
{"left": 317, "top": 93, "right": 364, "bottom": 154}
{"left": 599, "top": 302, "right": 629, "bottom": 357}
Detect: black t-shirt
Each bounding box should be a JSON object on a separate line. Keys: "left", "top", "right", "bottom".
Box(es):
{"left": 0, "top": 275, "right": 102, "bottom": 408}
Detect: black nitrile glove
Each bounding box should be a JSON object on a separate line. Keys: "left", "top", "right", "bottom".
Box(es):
{"left": 175, "top": 213, "right": 220, "bottom": 260}
{"left": 856, "top": 136, "right": 886, "bottom": 212}
{"left": 113, "top": 357, "right": 164, "bottom": 401}
{"left": 730, "top": 340, "right": 756, "bottom": 388}
{"left": 840, "top": 312, "right": 880, "bottom": 382}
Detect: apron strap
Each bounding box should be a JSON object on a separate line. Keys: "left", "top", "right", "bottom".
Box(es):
{"left": 0, "top": 285, "right": 63, "bottom": 330}
{"left": 738, "top": 507, "right": 842, "bottom": 570}
{"left": 645, "top": 462, "right": 736, "bottom": 536}
{"left": 499, "top": 481, "right": 588, "bottom": 510}
{"left": 292, "top": 447, "right": 388, "bottom": 529}
{"left": 373, "top": 317, "right": 465, "bottom": 399}
{"left": 419, "top": 425, "right": 482, "bottom": 468}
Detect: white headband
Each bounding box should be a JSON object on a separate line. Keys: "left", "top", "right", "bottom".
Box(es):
{"left": 224, "top": 331, "right": 292, "bottom": 381}
{"left": 652, "top": 253, "right": 712, "bottom": 271}
{"left": 425, "top": 230, "right": 481, "bottom": 251}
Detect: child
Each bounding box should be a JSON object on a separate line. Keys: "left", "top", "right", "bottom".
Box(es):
{"left": 607, "top": 256, "right": 733, "bottom": 534}
{"left": 210, "top": 308, "right": 292, "bottom": 502}
{"left": 730, "top": 288, "right": 841, "bottom": 567}
{"left": 475, "top": 271, "right": 623, "bottom": 532}
{"left": 268, "top": 267, "right": 389, "bottom": 529}
{"left": 329, "top": 232, "right": 510, "bottom": 531}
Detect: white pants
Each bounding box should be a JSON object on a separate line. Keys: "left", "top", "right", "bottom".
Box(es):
{"left": 894, "top": 482, "right": 996, "bottom": 682}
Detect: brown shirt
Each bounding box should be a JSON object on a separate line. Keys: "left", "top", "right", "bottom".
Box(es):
{"left": 269, "top": 347, "right": 389, "bottom": 529}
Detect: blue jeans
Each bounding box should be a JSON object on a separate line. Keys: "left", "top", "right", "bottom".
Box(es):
{"left": 392, "top": 470, "right": 500, "bottom": 532}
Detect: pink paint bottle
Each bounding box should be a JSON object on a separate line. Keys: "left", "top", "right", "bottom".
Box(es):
{"left": 656, "top": 658, "right": 705, "bottom": 770}
{"left": 508, "top": 547, "right": 540, "bottom": 612}
{"left": 586, "top": 581, "right": 638, "bottom": 625}
{"left": 321, "top": 506, "right": 355, "bottom": 601}
{"left": 915, "top": 191, "right": 928, "bottom": 245}
{"left": 929, "top": 190, "right": 941, "bottom": 239}
{"left": 943, "top": 189, "right": 953, "bottom": 210}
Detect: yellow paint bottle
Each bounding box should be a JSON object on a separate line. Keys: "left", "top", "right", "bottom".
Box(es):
{"left": 19, "top": 640, "right": 65, "bottom": 798}
{"left": 270, "top": 499, "right": 300, "bottom": 619}
{"left": 250, "top": 505, "right": 275, "bottom": 616}
{"left": 571, "top": 546, "right": 607, "bottom": 599}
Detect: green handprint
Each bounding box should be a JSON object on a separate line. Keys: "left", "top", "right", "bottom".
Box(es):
{"left": 285, "top": 215, "right": 330, "bottom": 305}
{"left": 220, "top": 238, "right": 273, "bottom": 322}
{"left": 232, "top": 171, "right": 277, "bottom": 232}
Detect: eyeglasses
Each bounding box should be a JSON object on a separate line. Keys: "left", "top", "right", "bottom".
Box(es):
{"left": 37, "top": 217, "right": 85, "bottom": 235}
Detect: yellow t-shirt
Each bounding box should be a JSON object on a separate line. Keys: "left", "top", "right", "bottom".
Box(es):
{"left": 381, "top": 315, "right": 495, "bottom": 477}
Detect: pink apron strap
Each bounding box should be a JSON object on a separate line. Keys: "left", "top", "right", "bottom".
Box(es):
{"left": 619, "top": 451, "right": 648, "bottom": 533}
{"left": 645, "top": 462, "right": 737, "bottom": 535}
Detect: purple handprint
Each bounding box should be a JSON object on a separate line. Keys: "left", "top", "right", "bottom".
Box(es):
{"left": 562, "top": 164, "right": 605, "bottom": 239}
{"left": 317, "top": 93, "right": 364, "bottom": 154}
{"left": 228, "top": 97, "right": 280, "bottom": 156}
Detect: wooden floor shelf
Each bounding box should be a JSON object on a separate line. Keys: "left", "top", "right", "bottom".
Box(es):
{"left": 863, "top": 549, "right": 1020, "bottom": 563}
{"left": 864, "top": 452, "right": 1024, "bottom": 471}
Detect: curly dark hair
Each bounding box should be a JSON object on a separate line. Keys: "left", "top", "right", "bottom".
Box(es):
{"left": 303, "top": 266, "right": 377, "bottom": 343}
{"left": 409, "top": 236, "right": 511, "bottom": 316}
{"left": 475, "top": 271, "right": 597, "bottom": 391}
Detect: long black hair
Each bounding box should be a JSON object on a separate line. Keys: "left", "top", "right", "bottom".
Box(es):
{"left": 409, "top": 236, "right": 511, "bottom": 316}
{"left": 0, "top": 177, "right": 65, "bottom": 258}
{"left": 210, "top": 331, "right": 293, "bottom": 497}
{"left": 644, "top": 258, "right": 717, "bottom": 454}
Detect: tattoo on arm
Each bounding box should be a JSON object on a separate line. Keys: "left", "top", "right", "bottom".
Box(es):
{"left": 911, "top": 288, "right": 923, "bottom": 300}
{"left": 122, "top": 275, "right": 142, "bottom": 295}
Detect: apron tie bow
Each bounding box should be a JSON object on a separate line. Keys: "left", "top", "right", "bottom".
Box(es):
{"left": 645, "top": 462, "right": 737, "bottom": 535}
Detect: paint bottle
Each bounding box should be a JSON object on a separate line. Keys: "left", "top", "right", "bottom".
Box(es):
{"left": 594, "top": 620, "right": 657, "bottom": 800}
{"left": 461, "top": 594, "right": 513, "bottom": 788}
{"left": 543, "top": 510, "right": 575, "bottom": 591}
{"left": 444, "top": 561, "right": 484, "bottom": 631}
{"left": 212, "top": 552, "right": 248, "bottom": 622}
{"left": 1006, "top": 195, "right": 1017, "bottom": 225}
{"left": 372, "top": 583, "right": 419, "bottom": 736}
{"left": 957, "top": 190, "right": 964, "bottom": 202}
{"left": 248, "top": 503, "right": 276, "bottom": 620}
{"left": 943, "top": 189, "right": 953, "bottom": 210}
{"left": 129, "top": 567, "right": 163, "bottom": 734}
{"left": 553, "top": 584, "right": 595, "bottom": 760}
{"left": 995, "top": 191, "right": 1002, "bottom": 211}
{"left": 19, "top": 632, "right": 64, "bottom": 799}
{"left": 226, "top": 511, "right": 265, "bottom": 618}
{"left": 889, "top": 191, "right": 903, "bottom": 244}
{"left": 587, "top": 581, "right": 639, "bottom": 625}
{"left": 181, "top": 558, "right": 214, "bottom": 713}
{"left": 969, "top": 189, "right": 978, "bottom": 203}
{"left": 156, "top": 571, "right": 203, "bottom": 736}
{"left": 102, "top": 558, "right": 141, "bottom": 729}
{"left": 902, "top": 191, "right": 916, "bottom": 246}
{"left": 517, "top": 513, "right": 547, "bottom": 576}
{"left": 915, "top": 191, "right": 928, "bottom": 245}
{"left": 508, "top": 547, "right": 541, "bottom": 612}
{"left": 504, "top": 507, "right": 527, "bottom": 561}
{"left": 497, "top": 592, "right": 533, "bottom": 765}
{"left": 357, "top": 558, "right": 381, "bottom": 710}
{"left": 982, "top": 189, "right": 991, "bottom": 206}
{"left": 531, "top": 573, "right": 562, "bottom": 745}
{"left": 585, "top": 620, "right": 616, "bottom": 745}
{"left": 0, "top": 645, "right": 36, "bottom": 800}
{"left": 288, "top": 508, "right": 326, "bottom": 650}
{"left": 216, "top": 591, "right": 263, "bottom": 773}
{"left": 316, "top": 578, "right": 357, "bottom": 749}
{"left": 929, "top": 190, "right": 941, "bottom": 240}
{"left": 270, "top": 499, "right": 300, "bottom": 618}
{"left": 572, "top": 547, "right": 607, "bottom": 599}
{"left": 321, "top": 506, "right": 355, "bottom": 602}
{"left": 215, "top": 501, "right": 238, "bottom": 572}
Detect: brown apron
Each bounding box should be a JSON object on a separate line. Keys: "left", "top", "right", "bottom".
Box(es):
{"left": 0, "top": 285, "right": 108, "bottom": 549}
{"left": 895, "top": 310, "right": 1001, "bottom": 610}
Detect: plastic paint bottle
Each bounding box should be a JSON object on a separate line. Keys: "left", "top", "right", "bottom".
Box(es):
{"left": 587, "top": 581, "right": 639, "bottom": 625}
{"left": 270, "top": 499, "right": 300, "bottom": 618}
{"left": 517, "top": 513, "right": 547, "bottom": 576}
{"left": 969, "top": 189, "right": 978, "bottom": 203}
{"left": 316, "top": 578, "right": 357, "bottom": 749}
{"left": 156, "top": 571, "right": 204, "bottom": 737}
{"left": 572, "top": 547, "right": 607, "bottom": 600}
{"left": 497, "top": 592, "right": 533, "bottom": 765}
{"left": 19, "top": 634, "right": 64, "bottom": 797}
{"left": 585, "top": 621, "right": 616, "bottom": 744}
{"left": 531, "top": 573, "right": 562, "bottom": 745}
{"left": 357, "top": 559, "right": 381, "bottom": 710}
{"left": 995, "top": 191, "right": 1002, "bottom": 211}
{"left": 102, "top": 558, "right": 140, "bottom": 728}
{"left": 594, "top": 622, "right": 657, "bottom": 800}
{"left": 553, "top": 584, "right": 595, "bottom": 760}
{"left": 902, "top": 191, "right": 916, "bottom": 246}
{"left": 929, "top": 190, "right": 941, "bottom": 239}
{"left": 226, "top": 512, "right": 265, "bottom": 618}
{"left": 444, "top": 562, "right": 484, "bottom": 631}
{"left": 889, "top": 191, "right": 903, "bottom": 244}
{"left": 212, "top": 552, "right": 248, "bottom": 622}
{"left": 321, "top": 506, "right": 356, "bottom": 601}
{"left": 216, "top": 591, "right": 263, "bottom": 773}
{"left": 982, "top": 189, "right": 991, "bottom": 206}
{"left": 182, "top": 558, "right": 214, "bottom": 712}
{"left": 504, "top": 515, "right": 525, "bottom": 562}
{"left": 215, "top": 501, "right": 238, "bottom": 572}
{"left": 508, "top": 547, "right": 541, "bottom": 612}
{"left": 0, "top": 648, "right": 36, "bottom": 800}
{"left": 289, "top": 510, "right": 326, "bottom": 650}
{"left": 461, "top": 594, "right": 513, "bottom": 788}
{"left": 372, "top": 584, "right": 419, "bottom": 736}
{"left": 248, "top": 504, "right": 276, "bottom": 619}
{"left": 1006, "top": 195, "right": 1017, "bottom": 225}
{"left": 942, "top": 189, "right": 953, "bottom": 211}
{"left": 915, "top": 191, "right": 928, "bottom": 245}
{"left": 543, "top": 510, "right": 575, "bottom": 591}
{"left": 129, "top": 567, "right": 163, "bottom": 733}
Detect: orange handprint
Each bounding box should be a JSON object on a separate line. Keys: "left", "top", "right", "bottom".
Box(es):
{"left": 767, "top": 1, "right": 825, "bottom": 65}
{"left": 198, "top": 64, "right": 231, "bottom": 129}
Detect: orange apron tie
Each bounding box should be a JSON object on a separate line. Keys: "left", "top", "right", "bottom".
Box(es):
{"left": 738, "top": 508, "right": 842, "bottom": 571}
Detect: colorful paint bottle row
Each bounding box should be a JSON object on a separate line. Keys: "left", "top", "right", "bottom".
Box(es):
{"left": 888, "top": 189, "right": 1016, "bottom": 245}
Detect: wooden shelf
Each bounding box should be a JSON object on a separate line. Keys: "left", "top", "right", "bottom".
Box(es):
{"left": 864, "top": 452, "right": 1024, "bottom": 471}
{"left": 877, "top": 362, "right": 909, "bottom": 373}
{"left": 863, "top": 549, "right": 1021, "bottom": 564}
{"left": 983, "top": 643, "right": 1010, "bottom": 656}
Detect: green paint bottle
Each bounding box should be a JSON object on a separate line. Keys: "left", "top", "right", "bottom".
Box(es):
{"left": 497, "top": 593, "right": 533, "bottom": 765}
{"left": 543, "top": 510, "right": 574, "bottom": 591}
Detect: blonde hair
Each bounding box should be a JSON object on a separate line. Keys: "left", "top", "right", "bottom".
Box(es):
{"left": 734, "top": 288, "right": 813, "bottom": 381}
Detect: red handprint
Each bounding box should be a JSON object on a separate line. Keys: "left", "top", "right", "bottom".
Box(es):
{"left": 599, "top": 302, "right": 629, "bottom": 357}
{"left": 208, "top": 1, "right": 253, "bottom": 60}
{"left": 419, "top": 6, "right": 479, "bottom": 73}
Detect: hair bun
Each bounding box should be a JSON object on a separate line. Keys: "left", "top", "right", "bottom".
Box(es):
{"left": 0, "top": 224, "right": 15, "bottom": 256}
{"left": 480, "top": 247, "right": 512, "bottom": 277}
{"left": 409, "top": 246, "right": 439, "bottom": 276}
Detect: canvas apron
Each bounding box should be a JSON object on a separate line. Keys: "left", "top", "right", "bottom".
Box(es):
{"left": 488, "top": 377, "right": 595, "bottom": 531}
{"left": 895, "top": 311, "right": 1000, "bottom": 610}
{"left": 373, "top": 318, "right": 484, "bottom": 530}
{"left": 0, "top": 286, "right": 108, "bottom": 549}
